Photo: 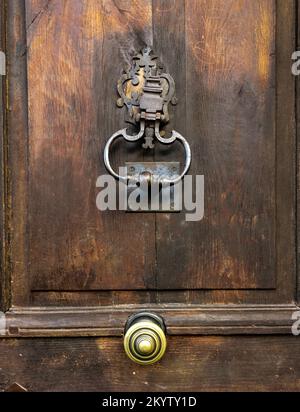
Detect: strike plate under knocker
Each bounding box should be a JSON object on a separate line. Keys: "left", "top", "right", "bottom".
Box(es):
{"left": 103, "top": 47, "right": 191, "bottom": 185}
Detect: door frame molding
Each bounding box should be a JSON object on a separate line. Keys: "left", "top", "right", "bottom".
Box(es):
{"left": 3, "top": 304, "right": 299, "bottom": 337}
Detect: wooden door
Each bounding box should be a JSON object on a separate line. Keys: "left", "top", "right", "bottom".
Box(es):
{"left": 0, "top": 0, "right": 300, "bottom": 391}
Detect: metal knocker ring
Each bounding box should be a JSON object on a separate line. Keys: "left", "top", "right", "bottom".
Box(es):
{"left": 103, "top": 128, "right": 191, "bottom": 184}
{"left": 103, "top": 47, "right": 192, "bottom": 186}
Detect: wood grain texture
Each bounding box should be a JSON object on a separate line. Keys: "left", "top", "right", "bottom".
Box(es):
{"left": 152, "top": 0, "right": 190, "bottom": 293}
{"left": 297, "top": 0, "right": 300, "bottom": 304}
{"left": 31, "top": 288, "right": 297, "bottom": 306}
{"left": 0, "top": 0, "right": 7, "bottom": 311}
{"left": 25, "top": 0, "right": 156, "bottom": 290}
{"left": 7, "top": 0, "right": 30, "bottom": 306}
{"left": 4, "top": 304, "right": 299, "bottom": 337}
{"left": 2, "top": 0, "right": 296, "bottom": 305}
{"left": 24, "top": 0, "right": 283, "bottom": 292}
{"left": 0, "top": 1, "right": 299, "bottom": 393}
{"left": 177, "top": 0, "right": 276, "bottom": 289}
{"left": 0, "top": 336, "right": 299, "bottom": 391}
{"left": 276, "top": 0, "right": 296, "bottom": 303}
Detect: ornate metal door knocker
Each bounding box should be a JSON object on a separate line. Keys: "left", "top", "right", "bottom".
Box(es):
{"left": 103, "top": 47, "right": 191, "bottom": 184}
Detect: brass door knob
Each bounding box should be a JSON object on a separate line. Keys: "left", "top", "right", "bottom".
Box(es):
{"left": 123, "top": 312, "right": 167, "bottom": 365}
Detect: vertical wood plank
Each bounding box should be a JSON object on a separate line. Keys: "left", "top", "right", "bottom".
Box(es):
{"left": 0, "top": 0, "right": 8, "bottom": 310}
{"left": 152, "top": 0, "right": 189, "bottom": 296}
{"left": 7, "top": 0, "right": 30, "bottom": 306}
{"left": 167, "top": 0, "right": 277, "bottom": 289}
{"left": 25, "top": 0, "right": 156, "bottom": 290}
{"left": 276, "top": 0, "right": 296, "bottom": 303}
{"left": 297, "top": 0, "right": 300, "bottom": 303}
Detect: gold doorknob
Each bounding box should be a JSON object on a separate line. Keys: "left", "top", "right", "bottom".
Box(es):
{"left": 123, "top": 313, "right": 167, "bottom": 365}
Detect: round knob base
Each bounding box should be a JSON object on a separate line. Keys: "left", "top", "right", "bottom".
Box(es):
{"left": 123, "top": 313, "right": 167, "bottom": 365}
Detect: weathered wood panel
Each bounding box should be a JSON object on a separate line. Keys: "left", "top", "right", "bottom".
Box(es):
{"left": 166, "top": 0, "right": 276, "bottom": 289}
{"left": 297, "top": 0, "right": 300, "bottom": 304}
{"left": 0, "top": 336, "right": 299, "bottom": 391}
{"left": 152, "top": 0, "right": 190, "bottom": 294}
{"left": 275, "top": 0, "right": 296, "bottom": 303}
{"left": 3, "top": 0, "right": 296, "bottom": 303}
{"left": 5, "top": 304, "right": 299, "bottom": 337}
{"left": 29, "top": 289, "right": 299, "bottom": 307}
{"left": 25, "top": 0, "right": 156, "bottom": 290}
{"left": 0, "top": 0, "right": 7, "bottom": 311}
{"left": 7, "top": 0, "right": 30, "bottom": 306}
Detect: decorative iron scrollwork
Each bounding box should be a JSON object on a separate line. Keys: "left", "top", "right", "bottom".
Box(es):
{"left": 104, "top": 47, "right": 191, "bottom": 184}
{"left": 116, "top": 47, "right": 177, "bottom": 130}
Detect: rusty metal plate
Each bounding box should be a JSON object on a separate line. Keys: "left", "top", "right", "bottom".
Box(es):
{"left": 125, "top": 162, "right": 180, "bottom": 212}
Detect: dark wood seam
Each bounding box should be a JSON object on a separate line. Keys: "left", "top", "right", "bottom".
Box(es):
{"left": 0, "top": 0, "right": 9, "bottom": 313}
{"left": 296, "top": 0, "right": 300, "bottom": 303}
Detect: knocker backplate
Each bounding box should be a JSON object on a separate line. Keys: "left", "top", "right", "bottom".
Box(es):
{"left": 125, "top": 162, "right": 180, "bottom": 212}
